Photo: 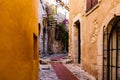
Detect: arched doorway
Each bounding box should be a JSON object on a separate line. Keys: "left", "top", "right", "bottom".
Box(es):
{"left": 103, "top": 16, "right": 120, "bottom": 80}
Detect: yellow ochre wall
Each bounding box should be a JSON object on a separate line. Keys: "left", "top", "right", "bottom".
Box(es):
{"left": 0, "top": 0, "right": 39, "bottom": 80}
{"left": 69, "top": 0, "right": 120, "bottom": 79}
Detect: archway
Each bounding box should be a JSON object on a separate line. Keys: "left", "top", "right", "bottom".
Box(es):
{"left": 103, "top": 16, "right": 120, "bottom": 80}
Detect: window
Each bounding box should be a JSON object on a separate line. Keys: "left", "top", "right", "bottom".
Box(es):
{"left": 33, "top": 34, "right": 37, "bottom": 60}
{"left": 103, "top": 17, "right": 120, "bottom": 80}
{"left": 86, "top": 0, "right": 98, "bottom": 12}
{"left": 38, "top": 23, "right": 41, "bottom": 35}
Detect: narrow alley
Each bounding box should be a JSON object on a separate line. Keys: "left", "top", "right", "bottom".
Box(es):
{"left": 1, "top": 0, "right": 120, "bottom": 80}
{"left": 39, "top": 53, "right": 95, "bottom": 80}
{"left": 38, "top": 0, "right": 120, "bottom": 80}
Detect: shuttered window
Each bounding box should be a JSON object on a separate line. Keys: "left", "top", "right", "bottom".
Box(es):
{"left": 86, "top": 0, "right": 98, "bottom": 12}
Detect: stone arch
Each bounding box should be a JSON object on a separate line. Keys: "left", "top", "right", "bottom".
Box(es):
{"left": 97, "top": 4, "right": 120, "bottom": 80}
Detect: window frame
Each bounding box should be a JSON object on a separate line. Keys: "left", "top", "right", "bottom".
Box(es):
{"left": 86, "top": 0, "right": 98, "bottom": 13}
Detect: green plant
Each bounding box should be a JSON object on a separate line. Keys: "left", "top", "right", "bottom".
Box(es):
{"left": 48, "top": 15, "right": 55, "bottom": 21}
{"left": 56, "top": 23, "right": 68, "bottom": 52}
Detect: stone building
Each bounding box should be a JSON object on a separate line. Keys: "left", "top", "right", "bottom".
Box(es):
{"left": 69, "top": 0, "right": 120, "bottom": 80}
{"left": 39, "top": 0, "right": 69, "bottom": 54}
{"left": 0, "top": 0, "right": 39, "bottom": 80}
{"left": 38, "top": 0, "right": 48, "bottom": 57}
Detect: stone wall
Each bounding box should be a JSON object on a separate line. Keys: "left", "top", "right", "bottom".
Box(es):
{"left": 48, "top": 26, "right": 64, "bottom": 54}
{"left": 38, "top": 0, "right": 48, "bottom": 56}
{"left": 69, "top": 0, "right": 120, "bottom": 79}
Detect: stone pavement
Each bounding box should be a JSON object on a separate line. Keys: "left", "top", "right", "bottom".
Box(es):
{"left": 39, "top": 53, "right": 96, "bottom": 80}
{"left": 39, "top": 64, "right": 59, "bottom": 80}
{"left": 51, "top": 62, "right": 78, "bottom": 80}
{"left": 50, "top": 55, "right": 78, "bottom": 80}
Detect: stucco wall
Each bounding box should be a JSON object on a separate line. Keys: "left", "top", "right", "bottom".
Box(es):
{"left": 0, "top": 0, "right": 39, "bottom": 80}
{"left": 69, "top": 0, "right": 120, "bottom": 79}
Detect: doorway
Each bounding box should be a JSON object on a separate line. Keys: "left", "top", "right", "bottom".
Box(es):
{"left": 74, "top": 20, "right": 81, "bottom": 64}
{"left": 103, "top": 17, "right": 120, "bottom": 80}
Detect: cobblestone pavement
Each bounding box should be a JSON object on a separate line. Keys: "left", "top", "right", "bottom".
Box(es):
{"left": 39, "top": 53, "right": 96, "bottom": 80}
{"left": 39, "top": 64, "right": 59, "bottom": 80}
{"left": 64, "top": 64, "right": 96, "bottom": 80}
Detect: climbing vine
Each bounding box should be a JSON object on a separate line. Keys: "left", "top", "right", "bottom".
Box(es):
{"left": 55, "top": 23, "right": 68, "bottom": 52}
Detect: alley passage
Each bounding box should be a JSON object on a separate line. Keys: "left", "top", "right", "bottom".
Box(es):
{"left": 39, "top": 54, "right": 78, "bottom": 80}
{"left": 51, "top": 62, "right": 78, "bottom": 80}
{"left": 50, "top": 56, "right": 78, "bottom": 80}
{"left": 40, "top": 54, "right": 95, "bottom": 80}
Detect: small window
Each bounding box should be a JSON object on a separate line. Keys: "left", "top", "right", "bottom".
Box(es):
{"left": 86, "top": 0, "right": 98, "bottom": 12}
{"left": 38, "top": 23, "right": 41, "bottom": 35}
{"left": 33, "top": 34, "right": 37, "bottom": 60}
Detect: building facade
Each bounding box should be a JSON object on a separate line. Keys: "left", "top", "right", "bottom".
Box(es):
{"left": 0, "top": 0, "right": 39, "bottom": 80}
{"left": 38, "top": 0, "right": 69, "bottom": 54}
{"left": 38, "top": 0, "right": 48, "bottom": 57}
{"left": 69, "top": 0, "right": 120, "bottom": 80}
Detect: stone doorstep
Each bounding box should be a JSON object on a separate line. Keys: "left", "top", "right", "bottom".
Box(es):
{"left": 40, "top": 59, "right": 63, "bottom": 65}
{"left": 50, "top": 61, "right": 62, "bottom": 64}
{"left": 61, "top": 58, "right": 73, "bottom": 64}
{"left": 41, "top": 67, "right": 50, "bottom": 70}
{"left": 40, "top": 60, "right": 48, "bottom": 65}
